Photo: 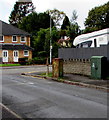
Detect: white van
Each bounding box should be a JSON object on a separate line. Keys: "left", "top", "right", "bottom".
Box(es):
{"left": 73, "top": 28, "right": 109, "bottom": 48}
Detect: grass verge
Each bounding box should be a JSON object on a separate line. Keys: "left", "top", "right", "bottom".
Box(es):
{"left": 40, "top": 72, "right": 64, "bottom": 80}
{"left": 40, "top": 72, "right": 53, "bottom": 77}
{"left": 0, "top": 64, "right": 21, "bottom": 67}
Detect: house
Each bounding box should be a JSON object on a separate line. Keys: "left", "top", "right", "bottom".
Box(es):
{"left": 0, "top": 20, "right": 33, "bottom": 63}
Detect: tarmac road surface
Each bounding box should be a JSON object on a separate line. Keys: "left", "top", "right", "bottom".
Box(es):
{"left": 1, "top": 65, "right": 108, "bottom": 119}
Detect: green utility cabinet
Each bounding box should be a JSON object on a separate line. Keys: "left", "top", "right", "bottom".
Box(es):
{"left": 91, "top": 56, "right": 107, "bottom": 79}
{"left": 52, "top": 58, "right": 63, "bottom": 78}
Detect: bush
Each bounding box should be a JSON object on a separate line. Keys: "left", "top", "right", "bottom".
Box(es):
{"left": 38, "top": 51, "right": 47, "bottom": 58}
{"left": 19, "top": 58, "right": 28, "bottom": 65}
{"left": 27, "top": 57, "right": 47, "bottom": 65}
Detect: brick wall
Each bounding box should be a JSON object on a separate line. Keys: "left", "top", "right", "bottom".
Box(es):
{"left": 8, "top": 50, "right": 13, "bottom": 62}
{"left": 18, "top": 50, "right": 32, "bottom": 59}
{"left": 63, "top": 60, "right": 91, "bottom": 76}
{"left": 3, "top": 36, "right": 30, "bottom": 46}
{"left": 58, "top": 45, "right": 109, "bottom": 76}
{"left": 0, "top": 50, "right": 32, "bottom": 63}
{"left": 0, "top": 50, "right": 2, "bottom": 57}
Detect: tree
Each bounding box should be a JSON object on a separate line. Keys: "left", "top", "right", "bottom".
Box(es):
{"left": 33, "top": 29, "right": 46, "bottom": 54}
{"left": 66, "top": 23, "right": 81, "bottom": 47}
{"left": 84, "top": 2, "right": 109, "bottom": 33}
{"left": 71, "top": 10, "right": 78, "bottom": 24}
{"left": 33, "top": 27, "right": 60, "bottom": 58}
{"left": 9, "top": 1, "right": 35, "bottom": 27}
{"left": 18, "top": 12, "right": 54, "bottom": 35}
{"left": 18, "top": 12, "right": 38, "bottom": 34}
{"left": 59, "top": 10, "right": 80, "bottom": 47}
{"left": 18, "top": 12, "right": 54, "bottom": 48}
{"left": 61, "top": 15, "right": 70, "bottom": 30}
{"left": 46, "top": 9, "right": 66, "bottom": 28}
{"left": 65, "top": 10, "right": 81, "bottom": 47}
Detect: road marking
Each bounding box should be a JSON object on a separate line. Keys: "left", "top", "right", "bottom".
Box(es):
{"left": 27, "top": 82, "right": 34, "bottom": 85}
{"left": 0, "top": 103, "right": 24, "bottom": 120}
{"left": 46, "top": 82, "right": 53, "bottom": 84}
{"left": 11, "top": 81, "right": 35, "bottom": 85}
{"left": 24, "top": 71, "right": 46, "bottom": 74}
{"left": 26, "top": 71, "right": 37, "bottom": 74}
{"left": 3, "top": 80, "right": 33, "bottom": 86}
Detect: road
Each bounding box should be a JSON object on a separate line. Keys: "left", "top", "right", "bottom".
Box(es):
{"left": 1, "top": 65, "right": 108, "bottom": 119}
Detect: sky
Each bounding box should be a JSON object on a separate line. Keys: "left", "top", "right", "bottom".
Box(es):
{"left": 0, "top": 0, "right": 109, "bottom": 29}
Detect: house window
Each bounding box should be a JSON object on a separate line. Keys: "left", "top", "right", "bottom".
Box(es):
{"left": 0, "top": 36, "right": 4, "bottom": 42}
{"left": 24, "top": 50, "right": 29, "bottom": 56}
{"left": 21, "top": 36, "right": 26, "bottom": 42}
{"left": 12, "top": 36, "right": 17, "bottom": 42}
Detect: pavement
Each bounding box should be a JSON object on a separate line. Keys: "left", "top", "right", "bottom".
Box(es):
{"left": 22, "top": 71, "right": 109, "bottom": 92}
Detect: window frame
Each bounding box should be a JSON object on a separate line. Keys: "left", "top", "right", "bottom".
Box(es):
{"left": 13, "top": 50, "right": 19, "bottom": 57}
{"left": 21, "top": 36, "right": 26, "bottom": 42}
{"left": 24, "top": 50, "right": 29, "bottom": 56}
{"left": 12, "top": 35, "right": 17, "bottom": 42}
{"left": 0, "top": 35, "right": 4, "bottom": 42}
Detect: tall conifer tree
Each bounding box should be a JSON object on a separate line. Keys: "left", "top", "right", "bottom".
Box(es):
{"left": 61, "top": 15, "right": 70, "bottom": 30}
{"left": 9, "top": 1, "right": 35, "bottom": 27}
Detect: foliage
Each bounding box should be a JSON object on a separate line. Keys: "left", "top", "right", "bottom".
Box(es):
{"left": 33, "top": 28, "right": 46, "bottom": 56}
{"left": 47, "top": 9, "right": 66, "bottom": 28}
{"left": 9, "top": 1, "right": 35, "bottom": 27}
{"left": 65, "top": 23, "right": 81, "bottom": 47}
{"left": 9, "top": 3, "right": 82, "bottom": 57}
{"left": 84, "top": 2, "right": 109, "bottom": 33}
{"left": 59, "top": 10, "right": 81, "bottom": 48}
{"left": 18, "top": 12, "right": 53, "bottom": 35}
{"left": 38, "top": 51, "right": 47, "bottom": 58}
{"left": 18, "top": 12, "right": 54, "bottom": 49}
{"left": 40, "top": 72, "right": 53, "bottom": 77}
{"left": 33, "top": 27, "right": 60, "bottom": 58}
{"left": 45, "top": 27, "right": 60, "bottom": 58}
{"left": 27, "top": 57, "right": 46, "bottom": 65}
{"left": 70, "top": 10, "right": 78, "bottom": 24}
{"left": 61, "top": 15, "right": 70, "bottom": 30}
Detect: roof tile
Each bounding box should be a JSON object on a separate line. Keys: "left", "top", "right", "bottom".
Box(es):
{"left": 0, "top": 44, "right": 33, "bottom": 51}
{"left": 0, "top": 20, "right": 30, "bottom": 36}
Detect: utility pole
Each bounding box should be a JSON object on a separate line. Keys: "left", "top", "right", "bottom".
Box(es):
{"left": 50, "top": 14, "right": 52, "bottom": 64}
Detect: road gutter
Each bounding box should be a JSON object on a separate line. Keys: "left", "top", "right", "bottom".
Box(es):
{"left": 22, "top": 72, "right": 109, "bottom": 92}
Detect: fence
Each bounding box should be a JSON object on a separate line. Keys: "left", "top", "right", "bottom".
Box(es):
{"left": 58, "top": 45, "right": 109, "bottom": 60}
{"left": 58, "top": 45, "right": 109, "bottom": 76}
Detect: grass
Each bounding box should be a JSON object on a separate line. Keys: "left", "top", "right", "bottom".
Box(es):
{"left": 40, "top": 72, "right": 53, "bottom": 77}
{"left": 40, "top": 72, "right": 64, "bottom": 79}
{"left": 0, "top": 64, "right": 21, "bottom": 67}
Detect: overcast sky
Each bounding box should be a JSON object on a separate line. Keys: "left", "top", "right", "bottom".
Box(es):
{"left": 0, "top": 0, "right": 109, "bottom": 29}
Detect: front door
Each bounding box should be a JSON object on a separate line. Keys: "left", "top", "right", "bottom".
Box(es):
{"left": 13, "top": 51, "right": 19, "bottom": 62}
{"left": 2, "top": 50, "right": 8, "bottom": 62}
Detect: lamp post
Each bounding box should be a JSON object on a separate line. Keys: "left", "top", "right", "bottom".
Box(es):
{"left": 50, "top": 14, "right": 52, "bottom": 64}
